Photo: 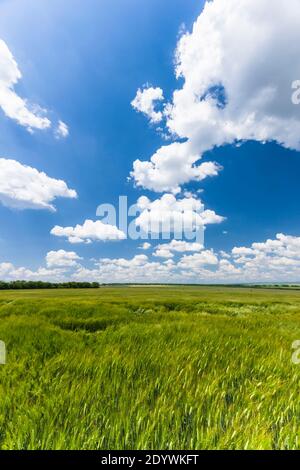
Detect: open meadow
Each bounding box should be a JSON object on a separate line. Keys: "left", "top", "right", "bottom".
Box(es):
{"left": 0, "top": 286, "right": 299, "bottom": 450}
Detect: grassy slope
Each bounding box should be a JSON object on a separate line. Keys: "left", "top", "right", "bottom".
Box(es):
{"left": 0, "top": 286, "right": 299, "bottom": 450}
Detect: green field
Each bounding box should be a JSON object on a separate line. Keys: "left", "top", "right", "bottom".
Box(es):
{"left": 0, "top": 286, "right": 299, "bottom": 450}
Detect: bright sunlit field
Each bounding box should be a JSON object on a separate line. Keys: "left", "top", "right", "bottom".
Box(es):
{"left": 0, "top": 286, "right": 299, "bottom": 450}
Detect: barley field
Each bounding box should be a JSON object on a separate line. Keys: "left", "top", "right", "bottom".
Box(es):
{"left": 0, "top": 286, "right": 299, "bottom": 450}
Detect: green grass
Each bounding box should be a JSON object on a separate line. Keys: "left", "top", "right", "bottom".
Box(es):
{"left": 0, "top": 286, "right": 299, "bottom": 450}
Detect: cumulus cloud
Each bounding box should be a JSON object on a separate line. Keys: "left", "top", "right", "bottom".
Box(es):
{"left": 0, "top": 262, "right": 65, "bottom": 282}
{"left": 0, "top": 158, "right": 77, "bottom": 211}
{"left": 99, "top": 254, "right": 149, "bottom": 268}
{"left": 46, "top": 250, "right": 82, "bottom": 268}
{"left": 139, "top": 242, "right": 151, "bottom": 250}
{"left": 231, "top": 234, "right": 300, "bottom": 277}
{"left": 131, "top": 86, "right": 164, "bottom": 123}
{"left": 74, "top": 233, "right": 300, "bottom": 284}
{"left": 51, "top": 219, "right": 126, "bottom": 244}
{"left": 2, "top": 233, "right": 300, "bottom": 284}
{"left": 153, "top": 248, "right": 174, "bottom": 259}
{"left": 135, "top": 193, "right": 224, "bottom": 235}
{"left": 178, "top": 250, "right": 219, "bottom": 269}
{"left": 75, "top": 254, "right": 178, "bottom": 284}
{"left": 131, "top": 0, "right": 300, "bottom": 193}
{"left": 0, "top": 39, "right": 51, "bottom": 131}
{"left": 155, "top": 240, "right": 204, "bottom": 253}
{"left": 131, "top": 142, "right": 221, "bottom": 193}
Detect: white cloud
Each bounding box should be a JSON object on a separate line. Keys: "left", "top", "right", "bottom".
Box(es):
{"left": 231, "top": 234, "right": 300, "bottom": 271}
{"left": 51, "top": 219, "right": 126, "bottom": 244}
{"left": 80, "top": 233, "right": 300, "bottom": 284}
{"left": 139, "top": 242, "right": 151, "bottom": 250}
{"left": 100, "top": 254, "right": 149, "bottom": 268}
{"left": 0, "top": 262, "right": 65, "bottom": 282}
{"left": 153, "top": 248, "right": 174, "bottom": 259}
{"left": 131, "top": 141, "right": 221, "bottom": 193}
{"left": 232, "top": 247, "right": 256, "bottom": 257}
{"left": 131, "top": 0, "right": 300, "bottom": 193}
{"left": 219, "top": 250, "right": 231, "bottom": 259}
{"left": 131, "top": 86, "right": 164, "bottom": 123}
{"left": 46, "top": 250, "right": 82, "bottom": 268}
{"left": 2, "top": 233, "right": 300, "bottom": 284}
{"left": 200, "top": 210, "right": 225, "bottom": 225}
{"left": 135, "top": 193, "right": 224, "bottom": 235}
{"left": 178, "top": 250, "right": 219, "bottom": 269}
{"left": 223, "top": 233, "right": 300, "bottom": 282}
{"left": 55, "top": 120, "right": 69, "bottom": 139}
{"left": 75, "top": 254, "right": 178, "bottom": 284}
{"left": 0, "top": 39, "right": 51, "bottom": 131}
{"left": 0, "top": 158, "right": 77, "bottom": 211}
{"left": 156, "top": 240, "right": 204, "bottom": 253}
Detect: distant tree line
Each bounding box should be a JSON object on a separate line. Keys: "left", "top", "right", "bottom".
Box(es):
{"left": 0, "top": 281, "right": 100, "bottom": 290}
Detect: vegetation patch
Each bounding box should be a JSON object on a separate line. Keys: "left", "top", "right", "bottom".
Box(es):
{"left": 0, "top": 286, "right": 299, "bottom": 449}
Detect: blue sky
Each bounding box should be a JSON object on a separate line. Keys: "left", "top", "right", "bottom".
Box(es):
{"left": 0, "top": 0, "right": 300, "bottom": 283}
